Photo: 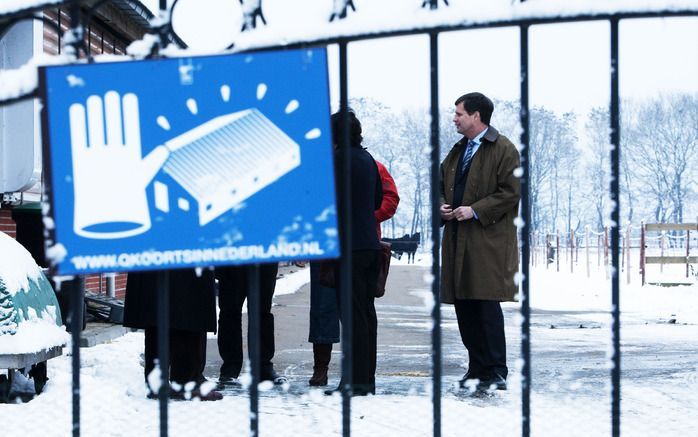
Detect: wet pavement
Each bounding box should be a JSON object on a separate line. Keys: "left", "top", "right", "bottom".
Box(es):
{"left": 202, "top": 264, "right": 698, "bottom": 401}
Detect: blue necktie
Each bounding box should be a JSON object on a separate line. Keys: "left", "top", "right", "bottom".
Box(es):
{"left": 462, "top": 140, "right": 476, "bottom": 171}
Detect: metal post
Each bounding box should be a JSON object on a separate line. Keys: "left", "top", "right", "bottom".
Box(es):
{"left": 338, "top": 39, "right": 353, "bottom": 437}
{"left": 248, "top": 265, "right": 260, "bottom": 437}
{"left": 641, "top": 222, "right": 646, "bottom": 285}
{"left": 67, "top": 4, "right": 83, "bottom": 436}
{"left": 71, "top": 276, "right": 84, "bottom": 437}
{"left": 686, "top": 230, "right": 691, "bottom": 278}
{"left": 428, "top": 30, "right": 442, "bottom": 437}
{"left": 604, "top": 226, "right": 609, "bottom": 279}
{"left": 556, "top": 230, "right": 560, "bottom": 272}
{"left": 157, "top": 2, "right": 170, "bottom": 434}
{"left": 585, "top": 225, "right": 591, "bottom": 278}
{"left": 609, "top": 17, "right": 622, "bottom": 437}
{"left": 519, "top": 23, "right": 532, "bottom": 437}
{"left": 660, "top": 230, "right": 665, "bottom": 273}
{"left": 570, "top": 228, "right": 575, "bottom": 274}
{"left": 156, "top": 271, "right": 169, "bottom": 437}
{"left": 626, "top": 225, "right": 632, "bottom": 285}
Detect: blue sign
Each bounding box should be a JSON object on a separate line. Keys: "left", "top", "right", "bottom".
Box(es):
{"left": 40, "top": 48, "right": 338, "bottom": 275}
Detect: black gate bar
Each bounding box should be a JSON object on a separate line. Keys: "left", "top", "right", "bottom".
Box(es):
{"left": 428, "top": 30, "right": 442, "bottom": 437}
{"left": 338, "top": 39, "right": 353, "bottom": 437}
{"left": 519, "top": 23, "right": 532, "bottom": 437}
{"left": 156, "top": 271, "right": 169, "bottom": 437}
{"left": 67, "top": 3, "right": 82, "bottom": 436}
{"left": 609, "top": 17, "right": 622, "bottom": 437}
{"left": 248, "top": 265, "right": 261, "bottom": 437}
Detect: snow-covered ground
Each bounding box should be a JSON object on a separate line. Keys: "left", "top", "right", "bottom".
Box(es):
{"left": 2, "top": 252, "right": 696, "bottom": 436}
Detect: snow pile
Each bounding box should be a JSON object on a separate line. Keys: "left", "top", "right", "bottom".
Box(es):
{"left": 0, "top": 232, "right": 69, "bottom": 354}
{"left": 0, "top": 53, "right": 71, "bottom": 102}
{"left": 0, "top": 317, "right": 68, "bottom": 355}
{"left": 0, "top": 231, "right": 42, "bottom": 297}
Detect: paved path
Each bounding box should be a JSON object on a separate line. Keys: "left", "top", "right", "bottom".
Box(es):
{"left": 202, "top": 264, "right": 514, "bottom": 394}
{"left": 203, "top": 264, "right": 698, "bottom": 402}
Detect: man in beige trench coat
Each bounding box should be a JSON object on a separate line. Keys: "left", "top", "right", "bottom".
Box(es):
{"left": 439, "top": 92, "right": 521, "bottom": 391}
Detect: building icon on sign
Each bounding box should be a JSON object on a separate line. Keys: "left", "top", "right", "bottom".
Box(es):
{"left": 153, "top": 108, "right": 301, "bottom": 226}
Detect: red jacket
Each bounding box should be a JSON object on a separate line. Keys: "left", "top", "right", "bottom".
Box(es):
{"left": 375, "top": 160, "right": 399, "bottom": 239}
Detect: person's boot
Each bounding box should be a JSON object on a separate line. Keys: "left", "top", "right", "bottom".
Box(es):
{"left": 309, "top": 343, "right": 332, "bottom": 386}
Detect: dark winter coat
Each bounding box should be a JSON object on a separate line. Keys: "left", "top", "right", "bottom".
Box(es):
{"left": 440, "top": 126, "right": 521, "bottom": 303}
{"left": 123, "top": 269, "right": 217, "bottom": 332}
{"left": 341, "top": 146, "right": 383, "bottom": 251}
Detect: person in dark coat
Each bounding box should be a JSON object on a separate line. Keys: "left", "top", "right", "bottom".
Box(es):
{"left": 440, "top": 92, "right": 521, "bottom": 392}
{"left": 216, "top": 263, "right": 285, "bottom": 385}
{"left": 324, "top": 110, "right": 383, "bottom": 396}
{"left": 308, "top": 157, "right": 398, "bottom": 387}
{"left": 123, "top": 268, "right": 222, "bottom": 401}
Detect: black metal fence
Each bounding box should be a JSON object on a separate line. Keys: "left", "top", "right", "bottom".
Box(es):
{"left": 1, "top": 1, "right": 697, "bottom": 436}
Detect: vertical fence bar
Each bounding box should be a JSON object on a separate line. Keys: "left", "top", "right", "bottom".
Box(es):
{"left": 556, "top": 231, "right": 560, "bottom": 272}
{"left": 428, "top": 30, "right": 442, "bottom": 437}
{"left": 586, "top": 226, "right": 591, "bottom": 278}
{"left": 604, "top": 227, "right": 609, "bottom": 279}
{"left": 570, "top": 229, "right": 576, "bottom": 273}
{"left": 71, "top": 277, "right": 84, "bottom": 437}
{"left": 67, "top": 3, "right": 83, "bottom": 436}
{"left": 686, "top": 230, "right": 691, "bottom": 278}
{"left": 156, "top": 2, "right": 169, "bottom": 437}
{"left": 519, "top": 23, "right": 532, "bottom": 437}
{"left": 626, "top": 225, "right": 632, "bottom": 285}
{"left": 338, "top": 39, "right": 353, "bottom": 437}
{"left": 640, "top": 227, "right": 646, "bottom": 282}
{"left": 156, "top": 271, "right": 169, "bottom": 437}
{"left": 660, "top": 230, "right": 665, "bottom": 273}
{"left": 248, "top": 265, "right": 260, "bottom": 437}
{"left": 609, "top": 16, "right": 622, "bottom": 437}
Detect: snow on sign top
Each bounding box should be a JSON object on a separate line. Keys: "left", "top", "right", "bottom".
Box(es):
{"left": 225, "top": 0, "right": 698, "bottom": 52}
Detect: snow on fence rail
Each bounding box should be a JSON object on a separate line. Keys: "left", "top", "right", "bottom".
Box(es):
{"left": 531, "top": 223, "right": 698, "bottom": 285}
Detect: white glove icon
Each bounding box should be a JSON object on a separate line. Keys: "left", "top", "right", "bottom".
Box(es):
{"left": 69, "top": 91, "right": 169, "bottom": 239}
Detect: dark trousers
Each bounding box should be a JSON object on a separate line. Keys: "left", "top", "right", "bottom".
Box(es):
{"left": 337, "top": 250, "right": 380, "bottom": 386}
{"left": 217, "top": 263, "right": 278, "bottom": 378}
{"left": 454, "top": 299, "right": 508, "bottom": 380}
{"left": 144, "top": 327, "right": 207, "bottom": 387}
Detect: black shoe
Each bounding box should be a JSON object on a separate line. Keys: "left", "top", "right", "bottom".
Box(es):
{"left": 458, "top": 372, "right": 481, "bottom": 390}
{"left": 218, "top": 374, "right": 242, "bottom": 387}
{"left": 477, "top": 374, "right": 507, "bottom": 391}
{"left": 261, "top": 371, "right": 288, "bottom": 385}
{"left": 324, "top": 383, "right": 374, "bottom": 396}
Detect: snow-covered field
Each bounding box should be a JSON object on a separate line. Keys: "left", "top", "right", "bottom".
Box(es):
{"left": 1, "top": 255, "right": 697, "bottom": 436}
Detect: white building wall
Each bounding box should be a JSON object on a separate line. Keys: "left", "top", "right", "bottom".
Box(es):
{"left": 0, "top": 19, "right": 43, "bottom": 201}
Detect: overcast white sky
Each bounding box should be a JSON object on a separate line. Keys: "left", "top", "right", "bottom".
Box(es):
{"left": 146, "top": 0, "right": 698, "bottom": 116}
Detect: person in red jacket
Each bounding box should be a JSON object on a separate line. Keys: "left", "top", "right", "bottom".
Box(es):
{"left": 374, "top": 160, "right": 399, "bottom": 239}
{"left": 307, "top": 154, "right": 399, "bottom": 388}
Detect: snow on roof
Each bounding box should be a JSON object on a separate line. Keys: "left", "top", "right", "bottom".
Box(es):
{"left": 0, "top": 231, "right": 42, "bottom": 296}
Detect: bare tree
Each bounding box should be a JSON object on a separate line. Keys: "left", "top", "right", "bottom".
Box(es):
{"left": 623, "top": 94, "right": 698, "bottom": 223}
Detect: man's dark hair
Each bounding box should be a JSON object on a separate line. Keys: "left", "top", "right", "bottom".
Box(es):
{"left": 455, "top": 92, "right": 494, "bottom": 125}
{"left": 331, "top": 110, "right": 363, "bottom": 147}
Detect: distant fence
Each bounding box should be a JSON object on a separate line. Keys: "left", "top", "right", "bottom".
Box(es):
{"left": 531, "top": 223, "right": 698, "bottom": 285}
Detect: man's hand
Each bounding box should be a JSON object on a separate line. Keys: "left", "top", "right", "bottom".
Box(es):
{"left": 440, "top": 204, "right": 454, "bottom": 221}
{"left": 452, "top": 206, "right": 475, "bottom": 221}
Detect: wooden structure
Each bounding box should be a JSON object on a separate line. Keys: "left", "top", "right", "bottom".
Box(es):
{"left": 640, "top": 223, "right": 698, "bottom": 285}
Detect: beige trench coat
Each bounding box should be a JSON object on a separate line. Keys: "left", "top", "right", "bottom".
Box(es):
{"left": 440, "top": 126, "right": 521, "bottom": 303}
